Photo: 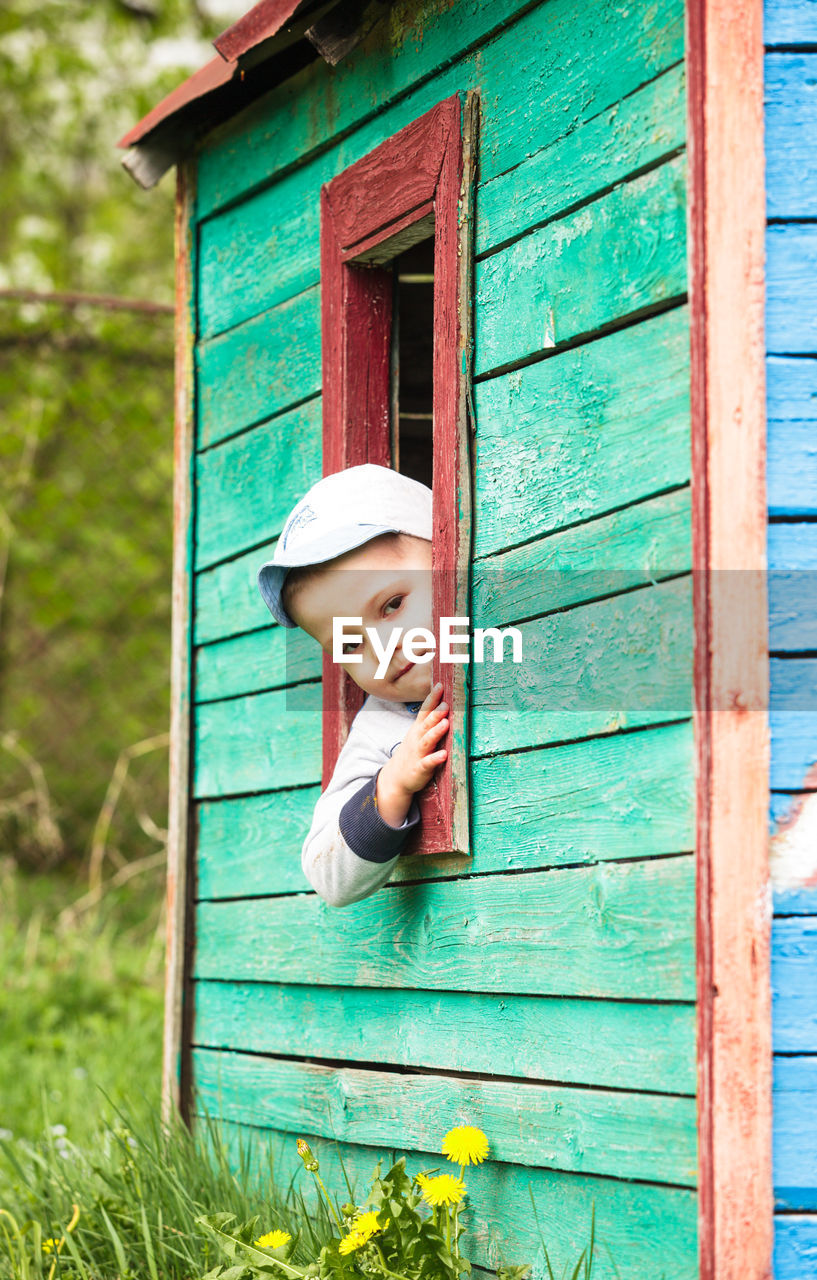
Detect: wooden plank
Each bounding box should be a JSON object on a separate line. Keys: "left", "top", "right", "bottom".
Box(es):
{"left": 687, "top": 0, "right": 772, "bottom": 1270}
{"left": 198, "top": 159, "right": 328, "bottom": 339}
{"left": 196, "top": 287, "right": 321, "bottom": 449}
{"left": 196, "top": 0, "right": 684, "bottom": 219}
{"left": 191, "top": 1048, "right": 697, "bottom": 1186}
{"left": 475, "top": 62, "right": 686, "bottom": 256}
{"left": 200, "top": 1119, "right": 698, "bottom": 1280}
{"left": 194, "top": 686, "right": 321, "bottom": 798}
{"left": 765, "top": 0, "right": 817, "bottom": 45}
{"left": 768, "top": 523, "right": 817, "bottom": 651}
{"left": 772, "top": 881, "right": 817, "bottom": 916}
{"left": 767, "top": 225, "right": 817, "bottom": 354}
{"left": 195, "top": 22, "right": 687, "bottom": 345}
{"left": 194, "top": 981, "right": 697, "bottom": 1094}
{"left": 473, "top": 306, "right": 690, "bottom": 558}
{"left": 472, "top": 488, "right": 692, "bottom": 624}
{"left": 195, "top": 625, "right": 320, "bottom": 703}
{"left": 774, "top": 1216, "right": 817, "bottom": 1280}
{"left": 770, "top": 658, "right": 817, "bottom": 789}
{"left": 467, "top": 720, "right": 694, "bottom": 869}
{"left": 198, "top": 27, "right": 686, "bottom": 340}
{"left": 767, "top": 356, "right": 817, "bottom": 516}
{"left": 194, "top": 855, "right": 696, "bottom": 1000}
{"left": 194, "top": 398, "right": 321, "bottom": 571}
{"left": 475, "top": 156, "right": 687, "bottom": 377}
{"left": 194, "top": 540, "right": 276, "bottom": 646}
{"left": 765, "top": 55, "right": 817, "bottom": 218}
{"left": 471, "top": 577, "right": 693, "bottom": 758}
{"left": 164, "top": 165, "right": 196, "bottom": 1122}
{"left": 772, "top": 916, "right": 817, "bottom": 1052}
{"left": 193, "top": 721, "right": 694, "bottom": 898}
{"left": 196, "top": 788, "right": 319, "bottom": 898}
{"left": 774, "top": 1056, "right": 817, "bottom": 1210}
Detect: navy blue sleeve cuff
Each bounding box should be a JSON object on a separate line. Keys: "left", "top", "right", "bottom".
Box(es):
{"left": 339, "top": 771, "right": 420, "bottom": 863}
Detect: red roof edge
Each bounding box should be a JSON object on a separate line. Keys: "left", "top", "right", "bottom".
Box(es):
{"left": 117, "top": 55, "right": 236, "bottom": 149}
{"left": 213, "top": 0, "right": 304, "bottom": 62}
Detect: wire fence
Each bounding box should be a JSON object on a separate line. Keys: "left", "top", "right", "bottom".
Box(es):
{"left": 0, "top": 294, "right": 175, "bottom": 874}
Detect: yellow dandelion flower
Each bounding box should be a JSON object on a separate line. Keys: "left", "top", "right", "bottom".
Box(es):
{"left": 42, "top": 1239, "right": 59, "bottom": 1255}
{"left": 339, "top": 1229, "right": 366, "bottom": 1255}
{"left": 351, "top": 1210, "right": 386, "bottom": 1240}
{"left": 255, "top": 1229, "right": 292, "bottom": 1249}
{"left": 420, "top": 1173, "right": 466, "bottom": 1208}
{"left": 442, "top": 1125, "right": 489, "bottom": 1167}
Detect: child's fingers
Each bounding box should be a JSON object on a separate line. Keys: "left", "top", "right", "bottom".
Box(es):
{"left": 421, "top": 718, "right": 449, "bottom": 749}
{"left": 423, "top": 699, "right": 448, "bottom": 728}
{"left": 417, "top": 682, "right": 444, "bottom": 717}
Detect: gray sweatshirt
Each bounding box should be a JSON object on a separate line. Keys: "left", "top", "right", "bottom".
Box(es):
{"left": 301, "top": 695, "right": 421, "bottom": 907}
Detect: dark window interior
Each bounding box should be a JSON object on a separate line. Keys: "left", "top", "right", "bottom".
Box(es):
{"left": 391, "top": 237, "right": 434, "bottom": 489}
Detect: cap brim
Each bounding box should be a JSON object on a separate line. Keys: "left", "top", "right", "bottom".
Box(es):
{"left": 257, "top": 523, "right": 398, "bottom": 626}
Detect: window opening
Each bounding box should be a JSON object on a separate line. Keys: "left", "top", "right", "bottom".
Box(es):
{"left": 390, "top": 237, "right": 435, "bottom": 490}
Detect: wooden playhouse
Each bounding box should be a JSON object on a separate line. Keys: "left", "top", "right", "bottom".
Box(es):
{"left": 120, "top": 0, "right": 817, "bottom": 1275}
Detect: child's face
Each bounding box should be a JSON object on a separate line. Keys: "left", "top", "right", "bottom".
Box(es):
{"left": 289, "top": 535, "right": 433, "bottom": 703}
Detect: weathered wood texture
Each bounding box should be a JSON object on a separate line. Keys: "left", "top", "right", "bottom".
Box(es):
{"left": 181, "top": 0, "right": 696, "bottom": 1253}
{"left": 765, "top": 0, "right": 817, "bottom": 44}
{"left": 196, "top": 288, "right": 321, "bottom": 448}
{"left": 768, "top": 523, "right": 817, "bottom": 651}
{"left": 774, "top": 1216, "right": 817, "bottom": 1280}
{"left": 194, "top": 720, "right": 694, "bottom": 896}
{"left": 163, "top": 167, "right": 196, "bottom": 1120}
{"left": 194, "top": 855, "right": 696, "bottom": 1000}
{"left": 195, "top": 0, "right": 684, "bottom": 219}
{"left": 471, "top": 577, "right": 693, "bottom": 757}
{"left": 195, "top": 541, "right": 276, "bottom": 645}
{"left": 206, "top": 1120, "right": 697, "bottom": 1280}
{"left": 191, "top": 1048, "right": 697, "bottom": 1185}
{"left": 193, "top": 981, "right": 696, "bottom": 1093}
{"left": 767, "top": 225, "right": 817, "bottom": 353}
{"left": 765, "top": 12, "right": 817, "bottom": 1266}
{"left": 473, "top": 307, "right": 690, "bottom": 557}
{"left": 768, "top": 357, "right": 817, "bottom": 517}
{"left": 194, "top": 398, "right": 321, "bottom": 570}
{"left": 195, "top": 624, "right": 320, "bottom": 704}
{"left": 772, "top": 916, "right": 817, "bottom": 1053}
{"left": 475, "top": 156, "right": 686, "bottom": 376}
{"left": 194, "top": 687, "right": 320, "bottom": 798}
{"left": 689, "top": 0, "right": 771, "bottom": 1273}
{"left": 774, "top": 1056, "right": 817, "bottom": 1210}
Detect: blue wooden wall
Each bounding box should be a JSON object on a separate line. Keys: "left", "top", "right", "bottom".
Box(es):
{"left": 766, "top": 0, "right": 817, "bottom": 1274}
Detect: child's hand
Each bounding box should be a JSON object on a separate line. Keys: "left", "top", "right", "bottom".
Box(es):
{"left": 376, "top": 683, "right": 449, "bottom": 827}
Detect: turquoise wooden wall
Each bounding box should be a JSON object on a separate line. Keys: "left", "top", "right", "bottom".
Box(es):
{"left": 765, "top": 0, "right": 817, "bottom": 1274}
{"left": 187, "top": 0, "right": 696, "bottom": 1274}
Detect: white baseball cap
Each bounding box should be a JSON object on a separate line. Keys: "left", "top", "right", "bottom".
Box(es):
{"left": 257, "top": 464, "right": 433, "bottom": 627}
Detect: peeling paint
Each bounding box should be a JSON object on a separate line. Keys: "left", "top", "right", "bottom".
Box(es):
{"left": 770, "top": 782, "right": 817, "bottom": 891}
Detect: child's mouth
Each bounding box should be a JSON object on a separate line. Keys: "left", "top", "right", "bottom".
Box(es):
{"left": 393, "top": 661, "right": 415, "bottom": 682}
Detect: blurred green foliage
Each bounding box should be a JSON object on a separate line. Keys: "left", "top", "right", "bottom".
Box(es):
{"left": 0, "top": 0, "right": 236, "bottom": 866}
{"left": 0, "top": 858, "right": 164, "bottom": 1147}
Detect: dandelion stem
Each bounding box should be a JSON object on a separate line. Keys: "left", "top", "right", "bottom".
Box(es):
{"left": 310, "top": 1170, "right": 344, "bottom": 1232}
{"left": 373, "top": 1243, "right": 411, "bottom": 1280}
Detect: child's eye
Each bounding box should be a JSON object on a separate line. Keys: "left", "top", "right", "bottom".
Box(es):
{"left": 383, "top": 595, "right": 404, "bottom": 617}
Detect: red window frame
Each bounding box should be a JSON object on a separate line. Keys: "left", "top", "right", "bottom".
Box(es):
{"left": 319, "top": 94, "right": 475, "bottom": 857}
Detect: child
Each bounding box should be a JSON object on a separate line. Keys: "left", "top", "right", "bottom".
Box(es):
{"left": 257, "top": 465, "right": 449, "bottom": 908}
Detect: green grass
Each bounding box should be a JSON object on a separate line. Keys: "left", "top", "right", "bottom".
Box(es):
{"left": 0, "top": 863, "right": 603, "bottom": 1280}
{"left": 0, "top": 1104, "right": 340, "bottom": 1280}
{"left": 0, "top": 859, "right": 164, "bottom": 1148}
